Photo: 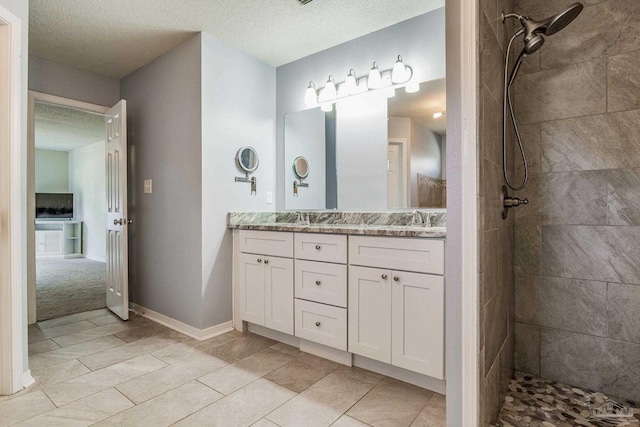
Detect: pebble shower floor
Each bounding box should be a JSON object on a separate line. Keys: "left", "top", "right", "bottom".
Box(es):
{"left": 497, "top": 373, "right": 640, "bottom": 427}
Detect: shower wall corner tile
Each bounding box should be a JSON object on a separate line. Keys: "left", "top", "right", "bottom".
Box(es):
{"left": 514, "top": 274, "right": 608, "bottom": 336}
{"left": 481, "top": 83, "right": 502, "bottom": 167}
{"left": 514, "top": 322, "right": 540, "bottom": 376}
{"left": 484, "top": 289, "right": 509, "bottom": 376}
{"left": 513, "top": 58, "right": 607, "bottom": 125}
{"left": 607, "top": 282, "right": 640, "bottom": 344}
{"left": 481, "top": 9, "right": 506, "bottom": 103}
{"left": 608, "top": 50, "right": 640, "bottom": 112}
{"left": 607, "top": 168, "right": 640, "bottom": 226}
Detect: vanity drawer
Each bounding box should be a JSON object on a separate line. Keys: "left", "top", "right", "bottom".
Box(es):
{"left": 239, "top": 230, "right": 293, "bottom": 258}
{"left": 295, "top": 233, "right": 347, "bottom": 264}
{"left": 349, "top": 236, "right": 444, "bottom": 275}
{"left": 295, "top": 299, "right": 347, "bottom": 351}
{"left": 295, "top": 260, "right": 347, "bottom": 308}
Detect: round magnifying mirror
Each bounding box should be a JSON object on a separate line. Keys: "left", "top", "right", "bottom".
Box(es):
{"left": 293, "top": 156, "right": 309, "bottom": 179}
{"left": 236, "top": 146, "right": 259, "bottom": 173}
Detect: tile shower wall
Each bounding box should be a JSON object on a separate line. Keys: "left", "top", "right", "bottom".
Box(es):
{"left": 478, "top": 0, "right": 516, "bottom": 424}
{"left": 513, "top": 0, "right": 640, "bottom": 403}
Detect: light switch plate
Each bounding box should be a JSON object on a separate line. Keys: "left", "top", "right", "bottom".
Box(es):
{"left": 266, "top": 191, "right": 273, "bottom": 204}
{"left": 144, "top": 179, "right": 152, "bottom": 194}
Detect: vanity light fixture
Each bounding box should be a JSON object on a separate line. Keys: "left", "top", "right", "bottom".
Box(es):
{"left": 433, "top": 111, "right": 446, "bottom": 119}
{"left": 304, "top": 81, "right": 317, "bottom": 106}
{"left": 305, "top": 56, "right": 416, "bottom": 109}
{"left": 391, "top": 55, "right": 411, "bottom": 83}
{"left": 368, "top": 62, "right": 383, "bottom": 89}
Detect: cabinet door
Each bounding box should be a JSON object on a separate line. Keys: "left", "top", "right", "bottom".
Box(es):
{"left": 239, "top": 253, "right": 265, "bottom": 326}
{"left": 391, "top": 271, "right": 444, "bottom": 379}
{"left": 348, "top": 266, "right": 392, "bottom": 363}
{"left": 264, "top": 256, "right": 294, "bottom": 334}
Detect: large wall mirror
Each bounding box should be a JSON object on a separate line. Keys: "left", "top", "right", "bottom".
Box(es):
{"left": 284, "top": 78, "right": 446, "bottom": 210}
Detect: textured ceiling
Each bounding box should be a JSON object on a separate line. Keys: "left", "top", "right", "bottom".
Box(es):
{"left": 35, "top": 103, "right": 104, "bottom": 152}
{"left": 388, "top": 78, "right": 447, "bottom": 135}
{"left": 29, "top": 0, "right": 444, "bottom": 79}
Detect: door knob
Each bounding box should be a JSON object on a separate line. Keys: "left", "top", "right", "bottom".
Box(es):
{"left": 127, "top": 219, "right": 134, "bottom": 225}
{"left": 113, "top": 218, "right": 123, "bottom": 225}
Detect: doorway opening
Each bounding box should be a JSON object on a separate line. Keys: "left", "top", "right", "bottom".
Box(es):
{"left": 28, "top": 93, "right": 116, "bottom": 327}
{"left": 32, "top": 101, "right": 107, "bottom": 321}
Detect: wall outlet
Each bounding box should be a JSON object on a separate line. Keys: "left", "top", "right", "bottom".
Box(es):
{"left": 144, "top": 179, "right": 152, "bottom": 194}
{"left": 266, "top": 191, "right": 273, "bottom": 204}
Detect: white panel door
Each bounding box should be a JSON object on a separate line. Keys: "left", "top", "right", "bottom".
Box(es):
{"left": 264, "top": 256, "right": 294, "bottom": 334}
{"left": 391, "top": 271, "right": 445, "bottom": 379}
{"left": 239, "top": 253, "right": 265, "bottom": 326}
{"left": 105, "top": 100, "right": 129, "bottom": 320}
{"left": 348, "top": 265, "right": 392, "bottom": 363}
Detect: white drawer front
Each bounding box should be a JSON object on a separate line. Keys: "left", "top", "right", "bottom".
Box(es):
{"left": 295, "top": 260, "right": 347, "bottom": 308}
{"left": 239, "top": 230, "right": 293, "bottom": 258}
{"left": 295, "top": 233, "right": 347, "bottom": 264}
{"left": 349, "top": 236, "right": 444, "bottom": 275}
{"left": 295, "top": 299, "right": 347, "bottom": 351}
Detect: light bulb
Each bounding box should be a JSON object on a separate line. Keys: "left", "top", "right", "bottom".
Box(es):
{"left": 324, "top": 75, "right": 337, "bottom": 100}
{"left": 392, "top": 55, "right": 411, "bottom": 84}
{"left": 304, "top": 81, "right": 317, "bottom": 106}
{"left": 321, "top": 103, "right": 333, "bottom": 112}
{"left": 368, "top": 62, "right": 382, "bottom": 89}
{"left": 405, "top": 80, "right": 420, "bottom": 93}
{"left": 433, "top": 111, "right": 446, "bottom": 119}
{"left": 345, "top": 69, "right": 357, "bottom": 94}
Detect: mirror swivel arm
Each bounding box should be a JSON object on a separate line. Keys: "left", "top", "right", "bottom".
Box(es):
{"left": 235, "top": 174, "right": 257, "bottom": 195}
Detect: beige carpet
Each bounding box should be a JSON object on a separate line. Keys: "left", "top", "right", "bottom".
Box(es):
{"left": 36, "top": 258, "right": 106, "bottom": 321}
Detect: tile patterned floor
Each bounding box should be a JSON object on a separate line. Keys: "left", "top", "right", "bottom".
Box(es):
{"left": 0, "top": 309, "right": 446, "bottom": 427}
{"left": 497, "top": 373, "right": 640, "bottom": 427}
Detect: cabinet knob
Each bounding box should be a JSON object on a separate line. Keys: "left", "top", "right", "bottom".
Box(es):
{"left": 381, "top": 274, "right": 388, "bottom": 280}
{"left": 257, "top": 258, "right": 262, "bottom": 263}
{"left": 315, "top": 280, "right": 321, "bottom": 286}
{"left": 315, "top": 321, "right": 321, "bottom": 327}
{"left": 393, "top": 276, "right": 400, "bottom": 282}
{"left": 264, "top": 260, "right": 269, "bottom": 264}
{"left": 315, "top": 245, "right": 321, "bottom": 250}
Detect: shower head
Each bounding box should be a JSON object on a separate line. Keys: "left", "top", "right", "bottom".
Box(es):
{"left": 503, "top": 2, "right": 584, "bottom": 54}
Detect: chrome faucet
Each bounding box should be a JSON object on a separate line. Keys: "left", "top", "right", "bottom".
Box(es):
{"left": 411, "top": 209, "right": 425, "bottom": 225}
{"left": 294, "top": 211, "right": 309, "bottom": 225}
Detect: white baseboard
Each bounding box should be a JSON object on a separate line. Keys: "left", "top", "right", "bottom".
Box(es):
{"left": 22, "top": 370, "right": 35, "bottom": 389}
{"left": 129, "top": 303, "right": 233, "bottom": 341}
{"left": 86, "top": 255, "right": 106, "bottom": 263}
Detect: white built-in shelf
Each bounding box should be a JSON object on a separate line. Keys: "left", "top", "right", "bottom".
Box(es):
{"left": 35, "top": 220, "right": 84, "bottom": 259}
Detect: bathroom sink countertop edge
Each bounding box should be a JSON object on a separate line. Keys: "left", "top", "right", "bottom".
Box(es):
{"left": 227, "top": 222, "right": 447, "bottom": 238}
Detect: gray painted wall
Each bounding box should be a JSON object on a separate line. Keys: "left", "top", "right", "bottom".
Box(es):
{"left": 121, "top": 34, "right": 204, "bottom": 328}
{"left": 200, "top": 32, "right": 276, "bottom": 328}
{"left": 0, "top": 0, "right": 30, "bottom": 380}
{"left": 69, "top": 141, "right": 106, "bottom": 262}
{"left": 29, "top": 56, "right": 120, "bottom": 107}
{"left": 275, "top": 9, "right": 446, "bottom": 209}
{"left": 34, "top": 149, "right": 68, "bottom": 193}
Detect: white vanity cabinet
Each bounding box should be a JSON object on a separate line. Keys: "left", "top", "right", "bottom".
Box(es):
{"left": 348, "top": 236, "right": 445, "bottom": 380}
{"left": 238, "top": 231, "right": 294, "bottom": 335}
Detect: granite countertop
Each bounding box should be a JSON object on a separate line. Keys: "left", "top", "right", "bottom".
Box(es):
{"left": 227, "top": 211, "right": 447, "bottom": 238}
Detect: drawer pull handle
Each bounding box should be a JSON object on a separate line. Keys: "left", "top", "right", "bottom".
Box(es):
{"left": 393, "top": 276, "right": 400, "bottom": 282}
{"left": 264, "top": 260, "right": 269, "bottom": 265}
{"left": 381, "top": 274, "right": 388, "bottom": 280}
{"left": 315, "top": 245, "right": 321, "bottom": 250}
{"left": 315, "top": 321, "right": 321, "bottom": 327}
{"left": 257, "top": 258, "right": 262, "bottom": 263}
{"left": 315, "top": 280, "right": 321, "bottom": 286}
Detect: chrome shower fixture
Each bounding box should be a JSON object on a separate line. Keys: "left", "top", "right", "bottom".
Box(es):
{"left": 501, "top": 3, "right": 583, "bottom": 190}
